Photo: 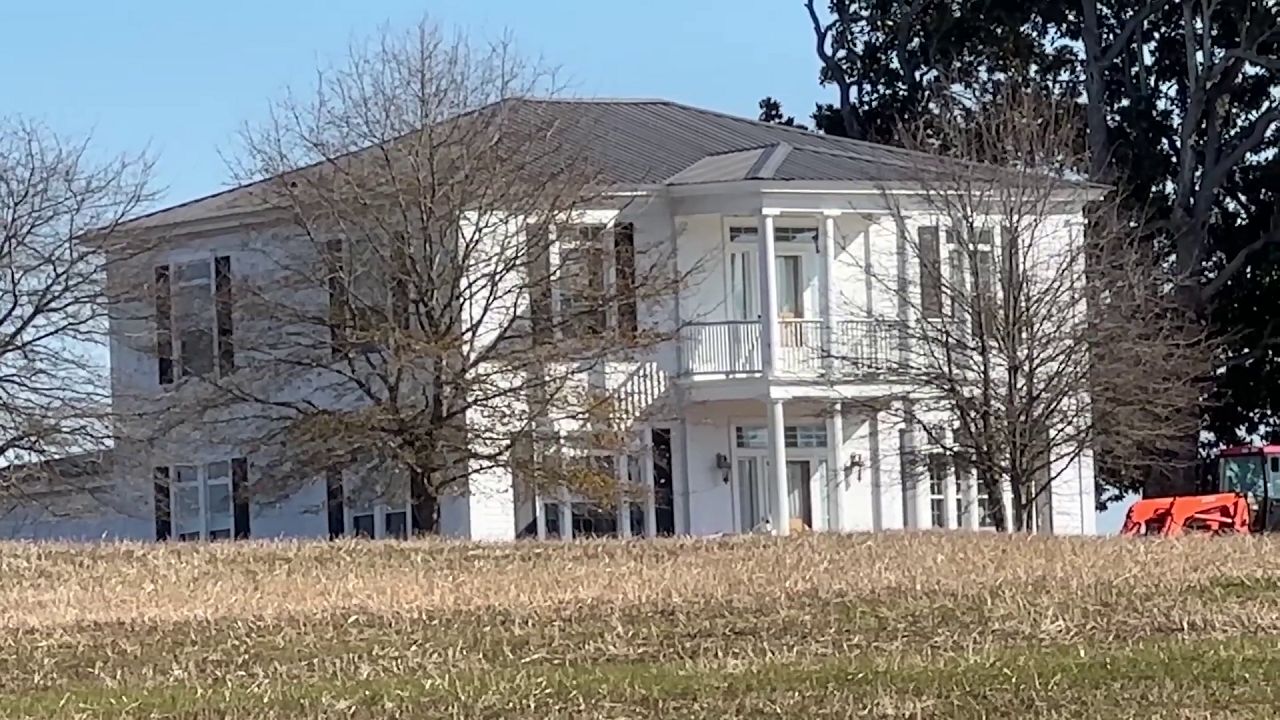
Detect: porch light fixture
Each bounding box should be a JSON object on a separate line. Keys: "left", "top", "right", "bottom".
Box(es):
{"left": 715, "top": 453, "right": 731, "bottom": 483}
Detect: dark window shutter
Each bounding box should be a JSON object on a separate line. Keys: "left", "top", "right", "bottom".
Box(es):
{"left": 1000, "top": 225, "right": 1018, "bottom": 292}
{"left": 615, "top": 222, "right": 637, "bottom": 338}
{"left": 154, "top": 266, "right": 173, "bottom": 385}
{"left": 326, "top": 468, "right": 345, "bottom": 539}
{"left": 153, "top": 466, "right": 171, "bottom": 540}
{"left": 918, "top": 227, "right": 942, "bottom": 319}
{"left": 327, "top": 238, "right": 347, "bottom": 357}
{"left": 214, "top": 256, "right": 234, "bottom": 375}
{"left": 529, "top": 223, "right": 552, "bottom": 342}
{"left": 232, "top": 457, "right": 251, "bottom": 539}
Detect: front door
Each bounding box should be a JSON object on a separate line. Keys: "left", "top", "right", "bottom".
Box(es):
{"left": 735, "top": 455, "right": 824, "bottom": 533}
{"left": 737, "top": 455, "right": 768, "bottom": 532}
{"left": 786, "top": 459, "right": 814, "bottom": 531}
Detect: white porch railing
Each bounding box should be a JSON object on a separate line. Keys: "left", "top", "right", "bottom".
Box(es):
{"left": 680, "top": 319, "right": 898, "bottom": 378}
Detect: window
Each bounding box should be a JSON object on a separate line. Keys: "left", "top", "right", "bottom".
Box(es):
{"left": 155, "top": 256, "right": 234, "bottom": 384}
{"left": 776, "top": 255, "right": 804, "bottom": 319}
{"left": 736, "top": 424, "right": 827, "bottom": 449}
{"left": 327, "top": 238, "right": 399, "bottom": 355}
{"left": 729, "top": 250, "right": 758, "bottom": 319}
{"left": 331, "top": 461, "right": 414, "bottom": 540}
{"left": 785, "top": 424, "right": 828, "bottom": 448}
{"left": 975, "top": 475, "right": 999, "bottom": 528}
{"left": 729, "top": 225, "right": 759, "bottom": 243}
{"left": 927, "top": 453, "right": 951, "bottom": 528}
{"left": 155, "top": 458, "right": 249, "bottom": 541}
{"left": 775, "top": 226, "right": 817, "bottom": 244}
{"left": 551, "top": 223, "right": 638, "bottom": 341}
{"left": 919, "top": 226, "right": 942, "bottom": 319}
{"left": 558, "top": 224, "right": 606, "bottom": 338}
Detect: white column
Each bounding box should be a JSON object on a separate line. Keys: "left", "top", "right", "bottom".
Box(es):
{"left": 821, "top": 211, "right": 840, "bottom": 376}
{"left": 826, "top": 406, "right": 844, "bottom": 531}
{"left": 559, "top": 486, "right": 573, "bottom": 541}
{"left": 942, "top": 462, "right": 959, "bottom": 530}
{"left": 766, "top": 398, "right": 790, "bottom": 536}
{"left": 903, "top": 414, "right": 930, "bottom": 529}
{"left": 534, "top": 491, "right": 548, "bottom": 540}
{"left": 961, "top": 466, "right": 980, "bottom": 530}
{"left": 642, "top": 428, "right": 658, "bottom": 538}
{"left": 615, "top": 453, "right": 631, "bottom": 539}
{"left": 759, "top": 211, "right": 781, "bottom": 377}
{"left": 1000, "top": 477, "right": 1015, "bottom": 533}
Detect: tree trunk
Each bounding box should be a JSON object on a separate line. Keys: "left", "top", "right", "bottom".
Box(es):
{"left": 410, "top": 469, "right": 440, "bottom": 535}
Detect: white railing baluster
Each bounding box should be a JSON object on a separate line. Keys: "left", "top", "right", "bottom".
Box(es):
{"left": 680, "top": 320, "right": 901, "bottom": 377}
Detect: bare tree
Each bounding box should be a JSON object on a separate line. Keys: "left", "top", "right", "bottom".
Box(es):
{"left": 136, "top": 20, "right": 686, "bottom": 534}
{"left": 841, "top": 86, "right": 1209, "bottom": 531}
{"left": 0, "top": 119, "right": 155, "bottom": 507}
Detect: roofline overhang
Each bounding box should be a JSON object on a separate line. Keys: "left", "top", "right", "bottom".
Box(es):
{"left": 645, "top": 178, "right": 1111, "bottom": 204}
{"left": 131, "top": 178, "right": 1110, "bottom": 237}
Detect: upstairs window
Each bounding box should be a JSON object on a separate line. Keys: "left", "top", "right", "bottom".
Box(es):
{"left": 552, "top": 222, "right": 638, "bottom": 341}
{"left": 918, "top": 226, "right": 943, "bottom": 319}
{"left": 558, "top": 224, "right": 607, "bottom": 338}
{"left": 327, "top": 237, "right": 404, "bottom": 356}
{"left": 155, "top": 256, "right": 234, "bottom": 384}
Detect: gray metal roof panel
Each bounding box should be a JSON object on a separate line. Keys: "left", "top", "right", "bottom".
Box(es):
{"left": 121, "top": 98, "right": 1006, "bottom": 230}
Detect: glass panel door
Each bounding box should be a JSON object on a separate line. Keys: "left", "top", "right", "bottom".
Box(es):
{"left": 776, "top": 254, "right": 806, "bottom": 358}
{"left": 729, "top": 249, "right": 759, "bottom": 320}
{"left": 776, "top": 255, "right": 804, "bottom": 319}
{"left": 786, "top": 460, "right": 813, "bottom": 530}
{"left": 737, "top": 457, "right": 767, "bottom": 532}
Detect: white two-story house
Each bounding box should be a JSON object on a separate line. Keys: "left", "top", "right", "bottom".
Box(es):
{"left": 0, "top": 98, "right": 1098, "bottom": 541}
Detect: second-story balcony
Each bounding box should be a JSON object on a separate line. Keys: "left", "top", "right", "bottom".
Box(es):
{"left": 679, "top": 319, "right": 898, "bottom": 378}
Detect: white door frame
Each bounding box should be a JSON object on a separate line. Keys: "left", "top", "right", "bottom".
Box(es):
{"left": 729, "top": 424, "right": 828, "bottom": 534}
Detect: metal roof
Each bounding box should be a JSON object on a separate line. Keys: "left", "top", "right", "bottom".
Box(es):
{"left": 121, "top": 98, "right": 1075, "bottom": 231}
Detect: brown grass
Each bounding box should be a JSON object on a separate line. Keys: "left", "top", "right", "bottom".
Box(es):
{"left": 2, "top": 533, "right": 1280, "bottom": 718}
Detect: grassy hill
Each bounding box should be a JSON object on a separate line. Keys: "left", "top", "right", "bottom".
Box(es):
{"left": 2, "top": 533, "right": 1279, "bottom": 718}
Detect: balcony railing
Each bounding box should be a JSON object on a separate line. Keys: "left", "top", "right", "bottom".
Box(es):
{"left": 679, "top": 319, "right": 898, "bottom": 378}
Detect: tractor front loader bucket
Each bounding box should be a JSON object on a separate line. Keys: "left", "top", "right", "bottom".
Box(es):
{"left": 1120, "top": 493, "right": 1252, "bottom": 537}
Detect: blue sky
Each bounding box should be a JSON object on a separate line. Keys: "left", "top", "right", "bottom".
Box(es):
{"left": 1, "top": 0, "right": 823, "bottom": 207}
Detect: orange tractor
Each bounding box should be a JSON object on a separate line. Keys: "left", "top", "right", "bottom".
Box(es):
{"left": 1121, "top": 445, "right": 1280, "bottom": 536}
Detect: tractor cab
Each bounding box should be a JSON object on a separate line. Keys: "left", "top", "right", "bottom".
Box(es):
{"left": 1218, "top": 446, "right": 1280, "bottom": 533}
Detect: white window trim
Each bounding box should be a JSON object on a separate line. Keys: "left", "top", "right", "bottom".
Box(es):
{"left": 171, "top": 460, "right": 234, "bottom": 541}
{"left": 722, "top": 217, "right": 822, "bottom": 325}
{"left": 342, "top": 475, "right": 412, "bottom": 540}
{"left": 160, "top": 252, "right": 229, "bottom": 384}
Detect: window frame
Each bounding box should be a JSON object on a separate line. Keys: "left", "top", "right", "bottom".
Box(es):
{"left": 156, "top": 253, "right": 234, "bottom": 385}
{"left": 548, "top": 220, "right": 638, "bottom": 343}
{"left": 736, "top": 424, "right": 828, "bottom": 449}
{"left": 340, "top": 471, "right": 413, "bottom": 540}
{"left": 170, "top": 460, "right": 236, "bottom": 542}
{"left": 556, "top": 223, "right": 608, "bottom": 339}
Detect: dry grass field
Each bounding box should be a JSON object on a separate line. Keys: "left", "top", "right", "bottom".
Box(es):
{"left": 2, "top": 533, "right": 1280, "bottom": 718}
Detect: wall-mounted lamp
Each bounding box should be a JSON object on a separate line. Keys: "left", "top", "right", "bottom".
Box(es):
{"left": 844, "top": 453, "right": 864, "bottom": 484}
{"left": 715, "top": 453, "right": 731, "bottom": 484}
